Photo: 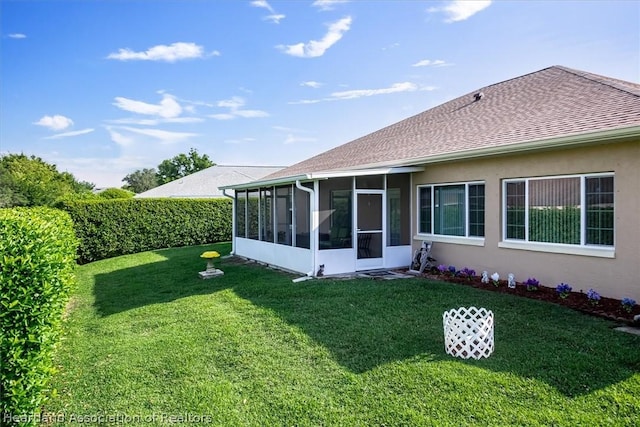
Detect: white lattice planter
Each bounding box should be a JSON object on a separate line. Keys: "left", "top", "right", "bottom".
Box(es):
{"left": 443, "top": 306, "right": 494, "bottom": 360}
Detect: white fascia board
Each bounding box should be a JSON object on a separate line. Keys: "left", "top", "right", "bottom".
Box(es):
{"left": 309, "top": 166, "right": 425, "bottom": 179}
{"left": 219, "top": 166, "right": 425, "bottom": 191}
{"left": 219, "top": 174, "right": 311, "bottom": 191}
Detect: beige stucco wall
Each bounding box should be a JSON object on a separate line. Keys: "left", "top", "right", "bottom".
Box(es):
{"left": 411, "top": 140, "right": 640, "bottom": 301}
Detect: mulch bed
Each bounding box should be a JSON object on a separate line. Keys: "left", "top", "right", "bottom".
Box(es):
{"left": 409, "top": 269, "right": 640, "bottom": 325}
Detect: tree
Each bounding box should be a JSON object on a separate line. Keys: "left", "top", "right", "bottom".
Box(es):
{"left": 156, "top": 148, "right": 214, "bottom": 185}
{"left": 122, "top": 168, "right": 159, "bottom": 193}
{"left": 0, "top": 153, "right": 95, "bottom": 207}
{"left": 98, "top": 188, "right": 135, "bottom": 199}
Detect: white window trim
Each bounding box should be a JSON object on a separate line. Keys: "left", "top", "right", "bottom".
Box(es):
{"left": 416, "top": 180, "right": 485, "bottom": 243}
{"left": 501, "top": 172, "right": 615, "bottom": 255}
{"left": 414, "top": 234, "right": 485, "bottom": 246}
{"left": 498, "top": 240, "right": 615, "bottom": 258}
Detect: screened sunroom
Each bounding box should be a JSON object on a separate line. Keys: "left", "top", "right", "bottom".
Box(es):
{"left": 221, "top": 168, "right": 419, "bottom": 277}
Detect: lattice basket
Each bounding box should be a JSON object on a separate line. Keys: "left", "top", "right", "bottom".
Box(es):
{"left": 443, "top": 306, "right": 494, "bottom": 360}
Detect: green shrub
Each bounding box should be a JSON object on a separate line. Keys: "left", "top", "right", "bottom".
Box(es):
{"left": 58, "top": 198, "right": 232, "bottom": 263}
{"left": 0, "top": 207, "right": 78, "bottom": 424}
{"left": 97, "top": 188, "right": 134, "bottom": 199}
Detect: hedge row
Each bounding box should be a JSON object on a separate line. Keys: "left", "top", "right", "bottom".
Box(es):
{"left": 0, "top": 207, "right": 78, "bottom": 422}
{"left": 57, "top": 198, "right": 232, "bottom": 263}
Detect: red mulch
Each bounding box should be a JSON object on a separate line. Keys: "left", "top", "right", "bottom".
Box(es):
{"left": 410, "top": 270, "right": 640, "bottom": 325}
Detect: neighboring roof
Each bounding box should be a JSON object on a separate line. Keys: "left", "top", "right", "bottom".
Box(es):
{"left": 263, "top": 65, "right": 640, "bottom": 182}
{"left": 135, "top": 165, "right": 285, "bottom": 198}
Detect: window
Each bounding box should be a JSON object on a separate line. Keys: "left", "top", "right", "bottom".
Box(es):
{"left": 275, "top": 185, "right": 292, "bottom": 246}
{"left": 418, "top": 182, "right": 485, "bottom": 238}
{"left": 319, "top": 178, "right": 353, "bottom": 249}
{"left": 503, "top": 174, "right": 614, "bottom": 247}
{"left": 236, "top": 190, "right": 246, "bottom": 238}
{"left": 387, "top": 174, "right": 411, "bottom": 246}
{"left": 260, "top": 188, "right": 273, "bottom": 242}
{"left": 468, "top": 184, "right": 485, "bottom": 237}
{"left": 247, "top": 190, "right": 260, "bottom": 240}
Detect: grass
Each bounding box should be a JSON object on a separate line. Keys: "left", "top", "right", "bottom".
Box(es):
{"left": 47, "top": 243, "right": 640, "bottom": 426}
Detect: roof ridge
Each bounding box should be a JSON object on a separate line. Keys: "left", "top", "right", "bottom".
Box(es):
{"left": 553, "top": 65, "right": 640, "bottom": 97}
{"left": 476, "top": 65, "right": 559, "bottom": 91}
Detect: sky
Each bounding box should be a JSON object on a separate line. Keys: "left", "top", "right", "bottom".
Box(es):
{"left": 1, "top": 0, "right": 638, "bottom": 188}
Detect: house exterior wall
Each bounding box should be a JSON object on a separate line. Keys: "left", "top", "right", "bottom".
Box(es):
{"left": 411, "top": 140, "right": 640, "bottom": 301}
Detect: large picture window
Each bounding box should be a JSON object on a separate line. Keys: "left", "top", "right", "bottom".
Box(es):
{"left": 503, "top": 173, "right": 614, "bottom": 247}
{"left": 418, "top": 182, "right": 485, "bottom": 238}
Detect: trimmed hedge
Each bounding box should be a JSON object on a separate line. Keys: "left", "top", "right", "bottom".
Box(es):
{"left": 0, "top": 207, "right": 78, "bottom": 423}
{"left": 57, "top": 198, "right": 232, "bottom": 263}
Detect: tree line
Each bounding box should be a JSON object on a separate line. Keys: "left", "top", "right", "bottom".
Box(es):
{"left": 122, "top": 148, "right": 214, "bottom": 193}
{"left": 0, "top": 148, "right": 214, "bottom": 208}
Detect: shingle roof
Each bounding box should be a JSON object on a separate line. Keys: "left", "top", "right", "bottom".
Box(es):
{"left": 135, "top": 165, "right": 285, "bottom": 198}
{"left": 266, "top": 66, "right": 640, "bottom": 181}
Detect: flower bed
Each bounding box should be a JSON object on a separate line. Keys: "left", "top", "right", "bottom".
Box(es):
{"left": 412, "top": 268, "right": 640, "bottom": 324}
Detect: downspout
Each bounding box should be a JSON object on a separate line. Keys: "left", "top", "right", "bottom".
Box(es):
{"left": 222, "top": 189, "right": 236, "bottom": 255}
{"left": 295, "top": 180, "right": 316, "bottom": 277}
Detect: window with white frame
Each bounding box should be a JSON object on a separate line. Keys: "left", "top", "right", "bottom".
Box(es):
{"left": 503, "top": 173, "right": 614, "bottom": 247}
{"left": 418, "top": 182, "right": 485, "bottom": 238}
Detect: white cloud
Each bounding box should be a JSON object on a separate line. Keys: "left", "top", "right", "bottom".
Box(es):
{"left": 44, "top": 128, "right": 95, "bottom": 140}
{"left": 224, "top": 137, "right": 256, "bottom": 145}
{"left": 272, "top": 125, "right": 316, "bottom": 144}
{"left": 289, "top": 82, "right": 436, "bottom": 104}
{"left": 429, "top": 0, "right": 492, "bottom": 23}
{"left": 301, "top": 81, "right": 323, "bottom": 88}
{"left": 210, "top": 113, "right": 236, "bottom": 121}
{"left": 382, "top": 42, "right": 400, "bottom": 51}
{"left": 251, "top": 0, "right": 275, "bottom": 13}
{"left": 284, "top": 134, "right": 317, "bottom": 144}
{"left": 107, "top": 118, "right": 159, "bottom": 126}
{"left": 164, "top": 117, "right": 204, "bottom": 123}
{"left": 312, "top": 0, "right": 349, "bottom": 11}
{"left": 277, "top": 16, "right": 352, "bottom": 58}
{"left": 210, "top": 96, "right": 269, "bottom": 120}
{"left": 412, "top": 59, "right": 451, "bottom": 67}
{"left": 263, "top": 14, "right": 285, "bottom": 24}
{"left": 113, "top": 94, "right": 182, "bottom": 118}
{"left": 217, "top": 97, "right": 245, "bottom": 110}
{"left": 233, "top": 109, "right": 269, "bottom": 118}
{"left": 107, "top": 126, "right": 198, "bottom": 146}
{"left": 331, "top": 82, "right": 418, "bottom": 99}
{"left": 118, "top": 126, "right": 199, "bottom": 144}
{"left": 252, "top": 1, "right": 285, "bottom": 23}
{"left": 288, "top": 99, "right": 322, "bottom": 105}
{"left": 8, "top": 33, "right": 27, "bottom": 39}
{"left": 107, "top": 42, "right": 207, "bottom": 62}
{"left": 33, "top": 115, "right": 74, "bottom": 131}
{"left": 106, "top": 117, "right": 204, "bottom": 126}
{"left": 106, "top": 127, "right": 135, "bottom": 146}
{"left": 272, "top": 125, "right": 303, "bottom": 133}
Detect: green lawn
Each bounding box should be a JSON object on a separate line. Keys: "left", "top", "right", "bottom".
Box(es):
{"left": 47, "top": 243, "right": 640, "bottom": 426}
